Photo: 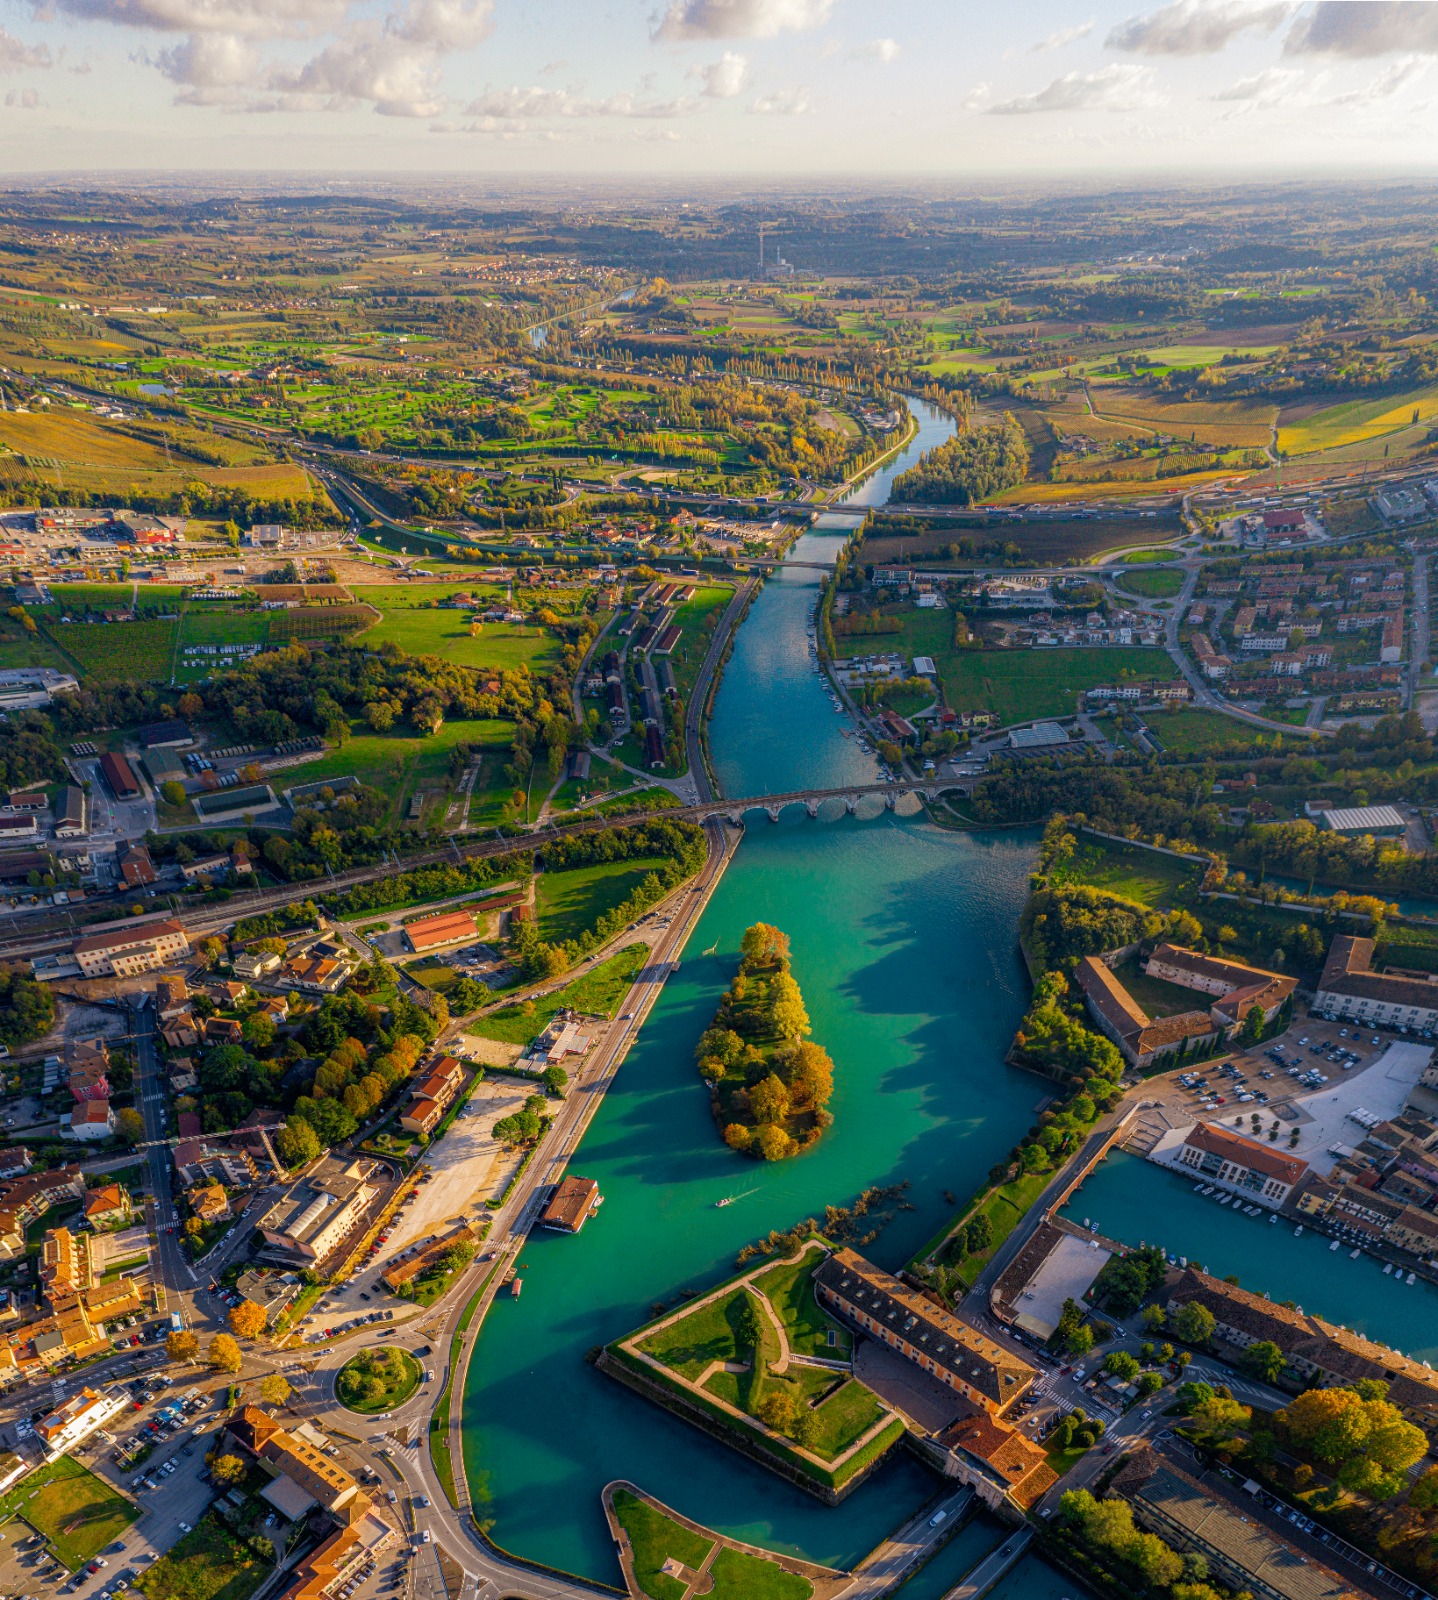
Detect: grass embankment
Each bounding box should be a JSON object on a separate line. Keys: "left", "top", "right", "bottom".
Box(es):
{"left": 610, "top": 1490, "right": 814, "bottom": 1600}
{"left": 1051, "top": 833, "right": 1202, "bottom": 910}
{"left": 1150, "top": 708, "right": 1273, "bottom": 755}
{"left": 0, "top": 1457, "right": 138, "bottom": 1569}
{"left": 468, "top": 942, "right": 648, "bottom": 1047}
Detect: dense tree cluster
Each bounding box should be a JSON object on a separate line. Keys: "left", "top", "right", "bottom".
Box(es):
{"left": 0, "top": 969, "right": 54, "bottom": 1050}
{"left": 696, "top": 923, "right": 835, "bottom": 1162}
{"left": 890, "top": 414, "right": 1029, "bottom": 505}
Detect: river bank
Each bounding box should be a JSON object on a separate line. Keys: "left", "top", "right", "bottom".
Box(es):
{"left": 459, "top": 399, "right": 1089, "bottom": 1593}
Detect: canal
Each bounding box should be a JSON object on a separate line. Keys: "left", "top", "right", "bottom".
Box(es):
{"left": 1062, "top": 1147, "right": 1438, "bottom": 1364}
{"left": 461, "top": 401, "right": 1090, "bottom": 1593}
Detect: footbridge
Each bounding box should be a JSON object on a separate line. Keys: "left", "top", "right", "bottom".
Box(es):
{"left": 672, "top": 779, "right": 959, "bottom": 825}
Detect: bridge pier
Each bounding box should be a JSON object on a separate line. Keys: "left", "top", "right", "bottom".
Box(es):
{"left": 765, "top": 806, "right": 782, "bottom": 823}
{"left": 884, "top": 791, "right": 898, "bottom": 811}
{"left": 804, "top": 800, "right": 819, "bottom": 818}
{"left": 844, "top": 795, "right": 859, "bottom": 815}
{"left": 726, "top": 812, "right": 746, "bottom": 828}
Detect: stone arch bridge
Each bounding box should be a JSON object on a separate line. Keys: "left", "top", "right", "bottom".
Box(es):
{"left": 671, "top": 780, "right": 958, "bottom": 825}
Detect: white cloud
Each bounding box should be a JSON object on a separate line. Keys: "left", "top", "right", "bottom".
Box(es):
{"left": 1330, "top": 55, "right": 1430, "bottom": 103}
{"left": 654, "top": 0, "right": 835, "bottom": 43}
{"left": 857, "top": 37, "right": 899, "bottom": 61}
{"left": 1211, "top": 63, "right": 1306, "bottom": 102}
{"left": 693, "top": 50, "right": 747, "bottom": 97}
{"left": 262, "top": 33, "right": 447, "bottom": 115}
{"left": 464, "top": 85, "right": 697, "bottom": 118}
{"left": 48, "top": 0, "right": 349, "bottom": 38}
{"left": 155, "top": 30, "right": 258, "bottom": 95}
{"left": 1107, "top": 0, "right": 1290, "bottom": 55}
{"left": 749, "top": 84, "right": 810, "bottom": 112}
{"left": 1034, "top": 19, "right": 1094, "bottom": 51}
{"left": 962, "top": 79, "right": 990, "bottom": 109}
{"left": 1288, "top": 3, "right": 1438, "bottom": 58}
{"left": 386, "top": 0, "right": 492, "bottom": 51}
{"left": 988, "top": 62, "right": 1164, "bottom": 113}
{"left": 0, "top": 28, "right": 52, "bottom": 71}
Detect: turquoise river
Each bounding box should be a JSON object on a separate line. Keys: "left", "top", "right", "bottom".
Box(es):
{"left": 461, "top": 403, "right": 1094, "bottom": 1596}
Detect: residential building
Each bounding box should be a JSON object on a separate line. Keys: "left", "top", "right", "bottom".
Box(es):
{"left": 66, "top": 1038, "right": 110, "bottom": 1101}
{"left": 1314, "top": 935, "right": 1438, "bottom": 1030}
{"left": 204, "top": 1017, "right": 243, "bottom": 1045}
{"left": 937, "top": 1411, "right": 1056, "bottom": 1513}
{"left": 541, "top": 1175, "right": 601, "bottom": 1233}
{"left": 403, "top": 910, "right": 479, "bottom": 954}
{"left": 813, "top": 1247, "right": 1037, "bottom": 1416}
{"left": 398, "top": 1057, "right": 465, "bottom": 1138}
{"left": 234, "top": 1268, "right": 301, "bottom": 1324}
{"left": 1112, "top": 1445, "right": 1364, "bottom": 1600}
{"left": 73, "top": 918, "right": 188, "bottom": 978}
{"left": 172, "top": 1139, "right": 258, "bottom": 1190}
{"left": 234, "top": 949, "right": 282, "bottom": 981}
{"left": 34, "top": 1386, "right": 127, "bottom": 1461}
{"left": 1169, "top": 1123, "right": 1308, "bottom": 1208}
{"left": 63, "top": 1100, "right": 114, "bottom": 1142}
{"left": 81, "top": 1185, "right": 130, "bottom": 1228}
{"left": 280, "top": 954, "right": 354, "bottom": 994}
{"left": 0, "top": 814, "right": 37, "bottom": 841}
{"left": 258, "top": 1160, "right": 377, "bottom": 1264}
{"left": 0, "top": 1167, "right": 83, "bottom": 1257}
{"left": 181, "top": 854, "right": 232, "bottom": 884}
{"left": 154, "top": 976, "right": 190, "bottom": 1021}
{"left": 187, "top": 1184, "right": 230, "bottom": 1224}
{"left": 1166, "top": 1267, "right": 1438, "bottom": 1435}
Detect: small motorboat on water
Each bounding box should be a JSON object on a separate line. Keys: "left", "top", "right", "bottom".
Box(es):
{"left": 1385, "top": 1263, "right": 1394, "bottom": 1275}
{"left": 1295, "top": 1225, "right": 1303, "bottom": 1236}
{"left": 1330, "top": 1240, "right": 1340, "bottom": 1251}
{"left": 1407, "top": 1271, "right": 1417, "bottom": 1284}
{"left": 1349, "top": 1248, "right": 1362, "bottom": 1259}
{"left": 716, "top": 1197, "right": 733, "bottom": 1208}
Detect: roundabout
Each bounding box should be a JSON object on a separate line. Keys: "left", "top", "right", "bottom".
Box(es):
{"left": 335, "top": 1346, "right": 424, "bottom": 1414}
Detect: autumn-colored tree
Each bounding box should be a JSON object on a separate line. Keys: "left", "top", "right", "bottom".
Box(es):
{"left": 115, "top": 1107, "right": 145, "bottom": 1146}
{"left": 768, "top": 973, "right": 810, "bottom": 1041}
{"left": 258, "top": 1374, "right": 291, "bottom": 1407}
{"left": 757, "top": 1390, "right": 796, "bottom": 1435}
{"left": 208, "top": 1333, "right": 243, "bottom": 1373}
{"left": 167, "top": 1330, "right": 200, "bottom": 1364}
{"left": 723, "top": 1123, "right": 752, "bottom": 1152}
{"left": 740, "top": 923, "right": 790, "bottom": 965}
{"left": 210, "top": 1454, "right": 246, "bottom": 1487}
{"left": 784, "top": 1041, "right": 834, "bottom": 1110}
{"left": 275, "top": 1120, "right": 321, "bottom": 1169}
{"left": 755, "top": 1124, "right": 796, "bottom": 1161}
{"left": 228, "top": 1301, "right": 267, "bottom": 1340}
{"left": 748, "top": 1074, "right": 790, "bottom": 1126}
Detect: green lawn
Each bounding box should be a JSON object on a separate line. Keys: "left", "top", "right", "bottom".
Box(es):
{"left": 752, "top": 1255, "right": 851, "bottom": 1358}
{"left": 1116, "top": 568, "right": 1184, "bottom": 598}
{"left": 610, "top": 1490, "right": 812, "bottom": 1600}
{"left": 350, "top": 594, "right": 561, "bottom": 673}
{"left": 640, "top": 1288, "right": 770, "bottom": 1381}
{"left": 283, "top": 718, "right": 516, "bottom": 825}
{"left": 0, "top": 1457, "right": 139, "bottom": 1570}
{"left": 943, "top": 647, "right": 1177, "bottom": 725}
{"left": 1111, "top": 956, "right": 1206, "bottom": 1019}
{"left": 610, "top": 1491, "right": 712, "bottom": 1600}
{"left": 536, "top": 857, "right": 671, "bottom": 946}
{"left": 135, "top": 1516, "right": 265, "bottom": 1600}
{"left": 1055, "top": 836, "right": 1200, "bottom": 909}
{"left": 806, "top": 1378, "right": 888, "bottom": 1461}
{"left": 336, "top": 1347, "right": 422, "bottom": 1413}
{"left": 1151, "top": 708, "right": 1263, "bottom": 755}
{"left": 468, "top": 943, "right": 649, "bottom": 1045}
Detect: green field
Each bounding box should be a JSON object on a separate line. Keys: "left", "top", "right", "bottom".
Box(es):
{"left": 468, "top": 943, "right": 648, "bottom": 1046}
{"left": 536, "top": 857, "right": 672, "bottom": 946}
{"left": 336, "top": 1347, "right": 422, "bottom": 1413}
{"left": 1116, "top": 568, "right": 1184, "bottom": 598}
{"left": 751, "top": 1254, "right": 851, "bottom": 1358}
{"left": 943, "top": 647, "right": 1177, "bottom": 725}
{"left": 135, "top": 1515, "right": 265, "bottom": 1600}
{"left": 1150, "top": 707, "right": 1266, "bottom": 755}
{"left": 45, "top": 619, "right": 176, "bottom": 684}
{"left": 610, "top": 1490, "right": 813, "bottom": 1600}
{"left": 1279, "top": 385, "right": 1438, "bottom": 457}
{"left": 351, "top": 591, "right": 562, "bottom": 672}
{"left": 0, "top": 1457, "right": 139, "bottom": 1569}
{"left": 1055, "top": 835, "right": 1201, "bottom": 908}
{"left": 286, "top": 717, "right": 516, "bottom": 825}
{"left": 640, "top": 1288, "right": 769, "bottom": 1380}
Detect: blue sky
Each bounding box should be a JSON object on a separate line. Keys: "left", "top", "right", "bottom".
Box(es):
{"left": 5, "top": 0, "right": 1438, "bottom": 172}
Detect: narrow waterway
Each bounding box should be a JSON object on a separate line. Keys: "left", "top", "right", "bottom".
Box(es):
{"left": 461, "top": 401, "right": 1086, "bottom": 1591}
{"left": 1063, "top": 1149, "right": 1438, "bottom": 1364}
